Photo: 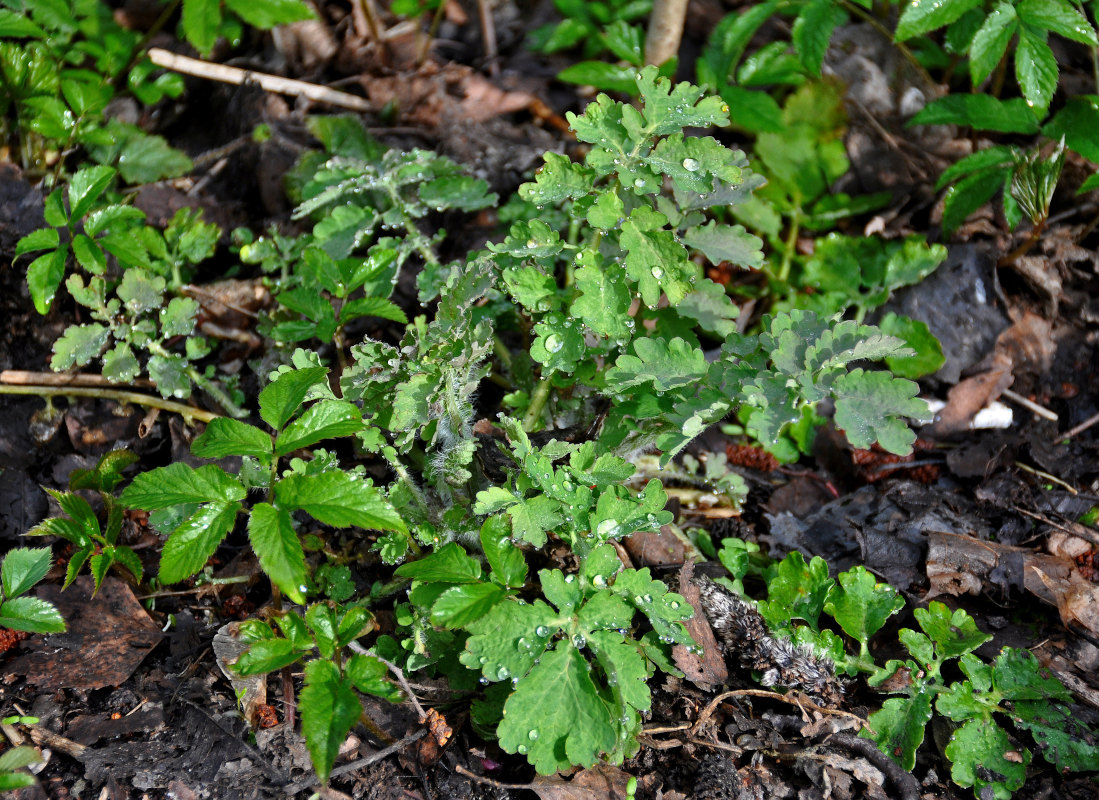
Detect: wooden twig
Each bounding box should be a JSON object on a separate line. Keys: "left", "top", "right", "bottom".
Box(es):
{"left": 1, "top": 370, "right": 153, "bottom": 388}
{"left": 1001, "top": 388, "right": 1058, "bottom": 422}
{"left": 147, "top": 48, "right": 372, "bottom": 112}
{"left": 1058, "top": 409, "right": 1099, "bottom": 443}
{"left": 0, "top": 383, "right": 219, "bottom": 424}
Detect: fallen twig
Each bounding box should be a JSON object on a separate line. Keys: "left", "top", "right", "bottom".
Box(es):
{"left": 147, "top": 47, "right": 372, "bottom": 112}
{"left": 0, "top": 382, "right": 219, "bottom": 424}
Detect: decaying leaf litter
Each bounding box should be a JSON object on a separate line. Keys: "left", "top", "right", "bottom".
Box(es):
{"left": 0, "top": 0, "right": 1099, "bottom": 798}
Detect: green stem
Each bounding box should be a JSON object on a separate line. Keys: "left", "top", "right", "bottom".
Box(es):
{"left": 122, "top": 0, "right": 182, "bottom": 81}
{"left": 417, "top": 0, "right": 449, "bottom": 65}
{"left": 185, "top": 365, "right": 248, "bottom": 418}
{"left": 777, "top": 207, "right": 801, "bottom": 285}
{"left": 0, "top": 384, "right": 219, "bottom": 423}
{"left": 523, "top": 375, "right": 553, "bottom": 432}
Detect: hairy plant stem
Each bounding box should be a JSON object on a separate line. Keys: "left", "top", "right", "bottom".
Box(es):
{"left": 0, "top": 384, "right": 219, "bottom": 423}
{"left": 523, "top": 376, "right": 553, "bottom": 432}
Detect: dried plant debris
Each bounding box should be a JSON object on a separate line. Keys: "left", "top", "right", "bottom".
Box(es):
{"left": 693, "top": 574, "right": 846, "bottom": 706}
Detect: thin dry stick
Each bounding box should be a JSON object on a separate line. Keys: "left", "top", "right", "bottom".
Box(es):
{"left": 1059, "top": 409, "right": 1099, "bottom": 443}
{"left": 455, "top": 764, "right": 536, "bottom": 790}
{"left": 348, "top": 642, "right": 428, "bottom": 720}
{"left": 147, "top": 48, "right": 372, "bottom": 112}
{"left": 0, "top": 383, "right": 219, "bottom": 424}
{"left": 1001, "top": 388, "right": 1058, "bottom": 421}
{"left": 287, "top": 728, "right": 428, "bottom": 793}
{"left": 477, "top": 0, "right": 499, "bottom": 77}
{"left": 1, "top": 369, "right": 154, "bottom": 388}
{"left": 1015, "top": 461, "right": 1078, "bottom": 495}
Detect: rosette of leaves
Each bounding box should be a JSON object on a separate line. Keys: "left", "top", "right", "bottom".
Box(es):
{"left": 395, "top": 518, "right": 693, "bottom": 775}
{"left": 27, "top": 449, "right": 143, "bottom": 593}
{"left": 120, "top": 365, "right": 408, "bottom": 604}
{"left": 287, "top": 115, "right": 495, "bottom": 300}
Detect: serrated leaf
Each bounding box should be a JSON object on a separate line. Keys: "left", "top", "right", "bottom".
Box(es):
{"left": 631, "top": 65, "right": 731, "bottom": 136}
{"left": 99, "top": 230, "right": 151, "bottom": 269}
{"left": 276, "top": 400, "right": 362, "bottom": 456}
{"left": 605, "top": 337, "right": 709, "bottom": 393}
{"left": 345, "top": 654, "right": 401, "bottom": 700}
{"left": 0, "top": 596, "right": 66, "bottom": 634}
{"left": 27, "top": 246, "right": 68, "bottom": 314}
{"left": 864, "top": 693, "right": 933, "bottom": 770}
{"left": 519, "top": 152, "right": 594, "bottom": 206}
{"left": 612, "top": 569, "right": 693, "bottom": 644}
{"left": 792, "top": 0, "right": 845, "bottom": 75}
{"left": 117, "top": 134, "right": 193, "bottom": 184}
{"left": 945, "top": 719, "right": 1029, "bottom": 799}
{"left": 15, "top": 228, "right": 59, "bottom": 256}
{"left": 570, "top": 255, "right": 632, "bottom": 340}
{"left": 233, "top": 638, "right": 304, "bottom": 675}
{"left": 248, "top": 503, "right": 307, "bottom": 604}
{"left": 675, "top": 279, "right": 740, "bottom": 337}
{"left": 275, "top": 472, "right": 407, "bottom": 533}
{"left": 431, "top": 583, "right": 505, "bottom": 628}
{"left": 1017, "top": 0, "right": 1096, "bottom": 44}
{"left": 192, "top": 418, "right": 272, "bottom": 459}
{"left": 181, "top": 0, "right": 220, "bottom": 53}
{"left": 497, "top": 645, "right": 617, "bottom": 774}
{"left": 1015, "top": 25, "right": 1057, "bottom": 115}
{"left": 941, "top": 168, "right": 1010, "bottom": 234}
{"left": 489, "top": 219, "right": 564, "bottom": 259}
{"left": 895, "top": 0, "right": 982, "bottom": 40}
{"left": 648, "top": 134, "right": 743, "bottom": 194}
{"left": 620, "top": 207, "right": 693, "bottom": 306}
{"left": 1, "top": 548, "right": 52, "bottom": 600}
{"left": 832, "top": 370, "right": 927, "bottom": 454}
{"left": 122, "top": 463, "right": 245, "bottom": 509}
{"left": 910, "top": 94, "right": 1039, "bottom": 134}
{"left": 50, "top": 324, "right": 109, "bottom": 370}
{"left": 101, "top": 343, "right": 140, "bottom": 383}
{"left": 481, "top": 517, "right": 527, "bottom": 589}
{"left": 395, "top": 542, "right": 482, "bottom": 583}
{"left": 147, "top": 353, "right": 191, "bottom": 399}
{"left": 340, "top": 296, "right": 407, "bottom": 324}
{"left": 558, "top": 60, "right": 642, "bottom": 94}
{"left": 301, "top": 659, "right": 361, "bottom": 784}
{"left": 682, "top": 220, "right": 764, "bottom": 269}
{"left": 159, "top": 501, "right": 241, "bottom": 584}
{"left": 589, "top": 629, "right": 652, "bottom": 714}
{"left": 969, "top": 2, "right": 1018, "bottom": 85}
{"left": 824, "top": 566, "right": 904, "bottom": 646}
{"left": 259, "top": 366, "right": 329, "bottom": 431}
{"left": 68, "top": 165, "right": 115, "bottom": 221}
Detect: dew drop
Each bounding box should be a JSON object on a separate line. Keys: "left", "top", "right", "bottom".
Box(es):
{"left": 535, "top": 625, "right": 551, "bottom": 637}
{"left": 633, "top": 178, "right": 646, "bottom": 189}
{"left": 682, "top": 157, "right": 700, "bottom": 171}
{"left": 496, "top": 665, "right": 510, "bottom": 680}
{"left": 572, "top": 633, "right": 586, "bottom": 649}
{"left": 528, "top": 729, "right": 540, "bottom": 741}
{"left": 565, "top": 574, "right": 576, "bottom": 584}
{"left": 544, "top": 333, "right": 564, "bottom": 353}
{"left": 597, "top": 519, "right": 618, "bottom": 536}
{"left": 651, "top": 266, "right": 664, "bottom": 280}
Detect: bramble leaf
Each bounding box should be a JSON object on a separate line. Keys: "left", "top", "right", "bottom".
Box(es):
{"left": 159, "top": 501, "right": 241, "bottom": 583}
{"left": 1, "top": 548, "right": 52, "bottom": 600}
{"left": 192, "top": 419, "right": 272, "bottom": 459}
{"left": 276, "top": 472, "right": 407, "bottom": 533}
{"left": 301, "top": 659, "right": 362, "bottom": 785}
{"left": 0, "top": 596, "right": 66, "bottom": 634}
{"left": 259, "top": 366, "right": 330, "bottom": 431}
{"left": 122, "top": 463, "right": 246, "bottom": 509}
{"left": 248, "top": 503, "right": 307, "bottom": 604}
{"left": 276, "top": 400, "right": 363, "bottom": 456}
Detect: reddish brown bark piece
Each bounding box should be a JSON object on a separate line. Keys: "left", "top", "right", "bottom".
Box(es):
{"left": 671, "top": 561, "right": 728, "bottom": 690}
{"left": 5, "top": 576, "right": 163, "bottom": 690}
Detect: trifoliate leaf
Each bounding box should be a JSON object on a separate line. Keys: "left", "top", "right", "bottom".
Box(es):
{"left": 497, "top": 644, "right": 617, "bottom": 774}
{"left": 832, "top": 370, "right": 927, "bottom": 454}
{"left": 193, "top": 419, "right": 272, "bottom": 459}
{"left": 300, "top": 659, "right": 362, "bottom": 785}
{"left": 682, "top": 220, "right": 764, "bottom": 269}
{"left": 247, "top": 503, "right": 307, "bottom": 604}
{"left": 275, "top": 471, "right": 407, "bottom": 533}
{"left": 605, "top": 337, "right": 709, "bottom": 393}
{"left": 50, "top": 323, "right": 109, "bottom": 371}
{"left": 159, "top": 501, "right": 242, "bottom": 584}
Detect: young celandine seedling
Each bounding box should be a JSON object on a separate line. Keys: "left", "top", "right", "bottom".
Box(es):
{"left": 715, "top": 539, "right": 1099, "bottom": 799}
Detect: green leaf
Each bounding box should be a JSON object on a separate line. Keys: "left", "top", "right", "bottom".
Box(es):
{"left": 181, "top": 0, "right": 221, "bottom": 54}
{"left": 915, "top": 602, "right": 992, "bottom": 660}
{"left": 275, "top": 472, "right": 407, "bottom": 533}
{"left": 70, "top": 233, "right": 106, "bottom": 274}
{"left": 0, "top": 746, "right": 42, "bottom": 775}
{"left": 224, "top": 0, "right": 314, "bottom": 28}
{"left": 0, "top": 596, "right": 65, "bottom": 634}
{"left": 122, "top": 463, "right": 246, "bottom": 509}
{"left": 895, "top": 0, "right": 982, "bottom": 40}
{"left": 675, "top": 280, "right": 740, "bottom": 337}
{"left": 100, "top": 230, "right": 151, "bottom": 269}
{"left": 824, "top": 566, "right": 904, "bottom": 646}
{"left": 631, "top": 65, "right": 731, "bottom": 136}
{"left": 969, "top": 2, "right": 1018, "bottom": 85}
{"left": 558, "top": 61, "right": 642, "bottom": 94}
{"left": 474, "top": 489, "right": 563, "bottom": 548}
{"left": 758, "top": 551, "right": 834, "bottom": 630}
{"left": 461, "top": 598, "right": 558, "bottom": 681}
{"left": 1, "top": 548, "right": 52, "bottom": 600}
{"left": 570, "top": 254, "right": 632, "bottom": 340}
{"left": 419, "top": 175, "right": 495, "bottom": 212}
{"left": 68, "top": 166, "right": 115, "bottom": 221}
{"left": 1015, "top": 25, "right": 1058, "bottom": 115}
{"left": 864, "top": 693, "right": 933, "bottom": 770}
{"left": 192, "top": 419, "right": 272, "bottom": 460}
{"left": 992, "top": 647, "right": 1070, "bottom": 702}
{"left": 340, "top": 297, "right": 408, "bottom": 324}
{"left": 481, "top": 516, "right": 528, "bottom": 589}
{"left": 159, "top": 501, "right": 241, "bottom": 584}
{"left": 147, "top": 353, "right": 192, "bottom": 399}
{"left": 945, "top": 719, "right": 1029, "bottom": 799}
{"left": 497, "top": 645, "right": 617, "bottom": 774}
{"left": 910, "top": 94, "right": 1038, "bottom": 133}
{"left": 612, "top": 569, "right": 694, "bottom": 645}
{"left": 793, "top": 0, "right": 845, "bottom": 75}
{"left": 605, "top": 337, "right": 709, "bottom": 393}
{"left": 1017, "top": 0, "right": 1097, "bottom": 44}
{"left": 233, "top": 638, "right": 304, "bottom": 675}
{"left": 27, "top": 246, "right": 68, "bottom": 314}
{"left": 489, "top": 219, "right": 564, "bottom": 259}
{"left": 832, "top": 370, "right": 927, "bottom": 454}
{"left": 0, "top": 9, "right": 46, "bottom": 37}
{"left": 248, "top": 503, "right": 307, "bottom": 604}
{"left": 879, "top": 313, "right": 946, "bottom": 378}
{"left": 518, "top": 152, "right": 594, "bottom": 206}
{"left": 276, "top": 400, "right": 363, "bottom": 456}
{"left": 345, "top": 654, "right": 401, "bottom": 700}
{"left": 160, "top": 297, "right": 200, "bottom": 337}
{"left": 530, "top": 312, "right": 587, "bottom": 374}
{"left": 621, "top": 207, "right": 693, "bottom": 306}
{"left": 300, "top": 659, "right": 362, "bottom": 784}
{"left": 430, "top": 583, "right": 505, "bottom": 628}
{"left": 118, "top": 134, "right": 193, "bottom": 184}
{"left": 259, "top": 366, "right": 329, "bottom": 431}
{"left": 682, "top": 221, "right": 764, "bottom": 269}
{"left": 15, "top": 228, "right": 59, "bottom": 256}
{"left": 720, "top": 85, "right": 785, "bottom": 133}
{"left": 395, "top": 542, "right": 481, "bottom": 583}
{"left": 50, "top": 324, "right": 109, "bottom": 370}
{"left": 941, "top": 168, "right": 1010, "bottom": 234}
